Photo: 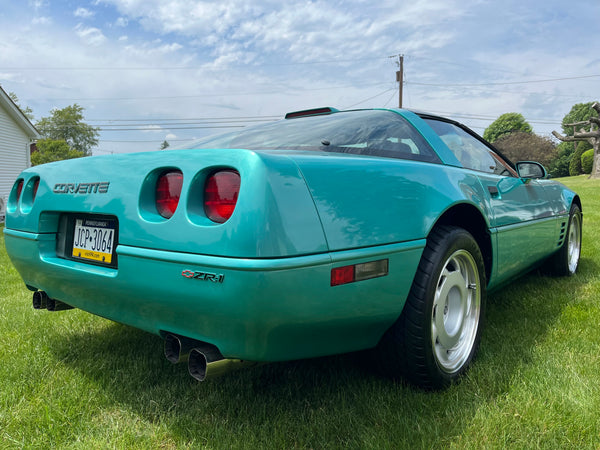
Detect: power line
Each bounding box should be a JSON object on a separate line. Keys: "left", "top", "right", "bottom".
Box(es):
{"left": 87, "top": 115, "right": 281, "bottom": 122}
{"left": 42, "top": 124, "right": 248, "bottom": 133}
{"left": 91, "top": 120, "right": 276, "bottom": 128}
{"left": 97, "top": 125, "right": 246, "bottom": 131}
{"left": 408, "top": 83, "right": 595, "bottom": 100}
{"left": 99, "top": 139, "right": 192, "bottom": 143}
{"left": 343, "top": 88, "right": 396, "bottom": 109}
{"left": 420, "top": 108, "right": 562, "bottom": 126}
{"left": 89, "top": 118, "right": 279, "bottom": 127}
{"left": 0, "top": 55, "right": 389, "bottom": 72}
{"left": 42, "top": 82, "right": 391, "bottom": 102}
{"left": 41, "top": 115, "right": 282, "bottom": 133}
{"left": 382, "top": 89, "right": 398, "bottom": 108}
{"left": 407, "top": 74, "right": 600, "bottom": 88}
{"left": 405, "top": 54, "right": 577, "bottom": 80}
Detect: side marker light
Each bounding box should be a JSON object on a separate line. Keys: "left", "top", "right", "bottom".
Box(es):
{"left": 331, "top": 259, "right": 389, "bottom": 286}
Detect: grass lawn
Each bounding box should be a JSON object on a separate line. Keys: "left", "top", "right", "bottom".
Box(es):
{"left": 1, "top": 175, "right": 599, "bottom": 448}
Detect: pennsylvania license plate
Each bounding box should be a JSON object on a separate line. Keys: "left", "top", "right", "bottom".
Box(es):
{"left": 71, "top": 218, "right": 116, "bottom": 264}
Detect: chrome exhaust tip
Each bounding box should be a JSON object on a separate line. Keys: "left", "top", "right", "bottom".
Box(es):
{"left": 188, "top": 348, "right": 211, "bottom": 381}
{"left": 188, "top": 348, "right": 259, "bottom": 382}
{"left": 46, "top": 298, "right": 74, "bottom": 311}
{"left": 164, "top": 334, "right": 198, "bottom": 364}
{"left": 32, "top": 291, "right": 48, "bottom": 309}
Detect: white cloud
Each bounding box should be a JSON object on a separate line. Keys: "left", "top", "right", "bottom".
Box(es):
{"left": 74, "top": 7, "right": 95, "bottom": 19}
{"left": 32, "top": 16, "right": 52, "bottom": 25}
{"left": 0, "top": 73, "right": 20, "bottom": 82}
{"left": 29, "top": 0, "right": 48, "bottom": 12}
{"left": 166, "top": 133, "right": 177, "bottom": 139}
{"left": 99, "top": 0, "right": 461, "bottom": 64}
{"left": 2, "top": 0, "right": 600, "bottom": 154}
{"left": 75, "top": 24, "right": 107, "bottom": 46}
{"left": 123, "top": 41, "right": 183, "bottom": 58}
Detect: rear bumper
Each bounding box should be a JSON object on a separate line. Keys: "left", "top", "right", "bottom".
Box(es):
{"left": 4, "top": 227, "right": 424, "bottom": 361}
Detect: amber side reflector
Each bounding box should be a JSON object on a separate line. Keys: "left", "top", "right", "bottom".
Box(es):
{"left": 331, "top": 259, "right": 389, "bottom": 286}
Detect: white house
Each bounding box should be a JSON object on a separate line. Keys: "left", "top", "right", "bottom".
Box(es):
{"left": 0, "top": 86, "right": 39, "bottom": 220}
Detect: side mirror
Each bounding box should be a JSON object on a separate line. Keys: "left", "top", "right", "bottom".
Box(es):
{"left": 516, "top": 161, "right": 547, "bottom": 180}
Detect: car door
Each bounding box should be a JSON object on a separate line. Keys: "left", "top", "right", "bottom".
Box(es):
{"left": 422, "top": 118, "right": 558, "bottom": 285}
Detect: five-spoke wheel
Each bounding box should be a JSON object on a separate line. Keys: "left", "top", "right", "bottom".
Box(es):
{"left": 431, "top": 249, "right": 481, "bottom": 374}
{"left": 378, "top": 225, "right": 486, "bottom": 389}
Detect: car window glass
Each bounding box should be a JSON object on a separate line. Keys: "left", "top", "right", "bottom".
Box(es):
{"left": 187, "top": 110, "right": 442, "bottom": 164}
{"left": 423, "top": 118, "right": 516, "bottom": 176}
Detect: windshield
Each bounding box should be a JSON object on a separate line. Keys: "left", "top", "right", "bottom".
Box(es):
{"left": 185, "top": 110, "right": 441, "bottom": 163}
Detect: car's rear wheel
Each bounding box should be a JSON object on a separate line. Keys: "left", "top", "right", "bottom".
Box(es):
{"left": 378, "top": 226, "right": 486, "bottom": 389}
{"left": 546, "top": 203, "right": 582, "bottom": 277}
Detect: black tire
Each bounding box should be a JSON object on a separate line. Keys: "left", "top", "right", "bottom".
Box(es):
{"left": 546, "top": 203, "right": 582, "bottom": 277}
{"left": 378, "top": 226, "right": 486, "bottom": 389}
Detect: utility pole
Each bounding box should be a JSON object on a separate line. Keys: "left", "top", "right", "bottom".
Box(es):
{"left": 395, "top": 54, "right": 404, "bottom": 108}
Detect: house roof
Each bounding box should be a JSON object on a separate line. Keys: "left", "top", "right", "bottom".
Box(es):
{"left": 0, "top": 85, "right": 40, "bottom": 139}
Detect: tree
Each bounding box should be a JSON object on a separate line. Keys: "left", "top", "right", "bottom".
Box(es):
{"left": 483, "top": 113, "right": 533, "bottom": 143}
{"left": 36, "top": 104, "right": 99, "bottom": 156}
{"left": 31, "top": 139, "right": 85, "bottom": 166}
{"left": 561, "top": 102, "right": 599, "bottom": 136}
{"left": 160, "top": 140, "right": 170, "bottom": 150}
{"left": 8, "top": 92, "right": 34, "bottom": 121}
{"left": 552, "top": 102, "right": 600, "bottom": 178}
{"left": 493, "top": 132, "right": 557, "bottom": 167}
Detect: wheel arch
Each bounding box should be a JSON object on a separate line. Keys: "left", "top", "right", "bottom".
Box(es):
{"left": 571, "top": 195, "right": 582, "bottom": 213}
{"left": 430, "top": 203, "right": 492, "bottom": 284}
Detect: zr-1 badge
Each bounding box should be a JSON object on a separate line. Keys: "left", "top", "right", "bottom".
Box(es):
{"left": 182, "top": 270, "right": 224, "bottom": 283}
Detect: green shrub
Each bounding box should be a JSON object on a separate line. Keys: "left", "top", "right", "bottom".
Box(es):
{"left": 581, "top": 149, "right": 594, "bottom": 174}
{"left": 569, "top": 142, "right": 590, "bottom": 176}
{"left": 548, "top": 142, "right": 575, "bottom": 178}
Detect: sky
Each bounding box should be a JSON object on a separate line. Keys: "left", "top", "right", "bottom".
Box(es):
{"left": 1, "top": 0, "right": 599, "bottom": 155}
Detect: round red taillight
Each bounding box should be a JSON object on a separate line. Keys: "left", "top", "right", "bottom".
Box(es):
{"left": 204, "top": 170, "right": 240, "bottom": 223}
{"left": 156, "top": 170, "right": 183, "bottom": 219}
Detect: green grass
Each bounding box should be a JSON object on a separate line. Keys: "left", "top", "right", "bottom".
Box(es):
{"left": 1, "top": 175, "right": 600, "bottom": 448}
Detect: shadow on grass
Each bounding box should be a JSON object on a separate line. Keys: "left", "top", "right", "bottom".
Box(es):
{"left": 45, "top": 262, "right": 588, "bottom": 447}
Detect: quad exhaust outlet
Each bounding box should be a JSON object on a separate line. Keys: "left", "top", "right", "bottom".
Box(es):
{"left": 32, "top": 291, "right": 74, "bottom": 311}
{"left": 164, "top": 333, "right": 258, "bottom": 382}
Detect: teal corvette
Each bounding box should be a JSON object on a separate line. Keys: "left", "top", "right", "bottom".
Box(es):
{"left": 4, "top": 107, "right": 582, "bottom": 389}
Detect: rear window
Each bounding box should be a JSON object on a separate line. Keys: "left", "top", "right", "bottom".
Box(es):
{"left": 188, "top": 110, "right": 441, "bottom": 164}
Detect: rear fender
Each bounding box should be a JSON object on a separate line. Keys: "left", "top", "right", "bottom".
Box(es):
{"left": 291, "top": 154, "right": 491, "bottom": 252}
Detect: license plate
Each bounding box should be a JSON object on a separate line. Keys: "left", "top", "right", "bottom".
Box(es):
{"left": 71, "top": 218, "right": 116, "bottom": 264}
